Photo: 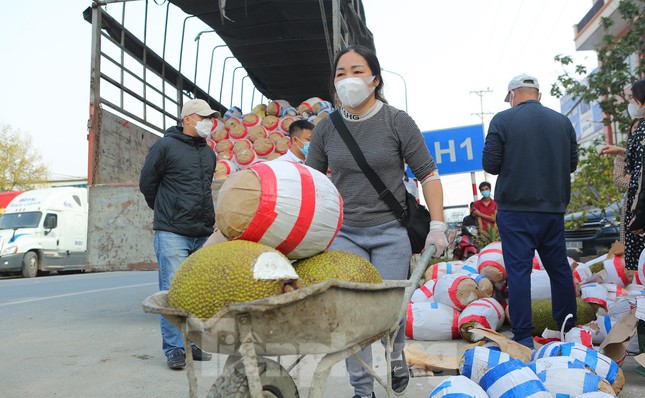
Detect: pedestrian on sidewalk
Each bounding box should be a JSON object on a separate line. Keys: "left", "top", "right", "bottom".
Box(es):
{"left": 139, "top": 99, "right": 218, "bottom": 370}
{"left": 306, "top": 44, "right": 448, "bottom": 398}
{"left": 483, "top": 73, "right": 579, "bottom": 349}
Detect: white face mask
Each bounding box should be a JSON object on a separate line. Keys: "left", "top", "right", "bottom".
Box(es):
{"left": 335, "top": 76, "right": 376, "bottom": 108}
{"left": 628, "top": 101, "right": 644, "bottom": 119}
{"left": 191, "top": 117, "right": 214, "bottom": 138}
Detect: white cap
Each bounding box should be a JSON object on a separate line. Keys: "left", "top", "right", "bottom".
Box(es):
{"left": 504, "top": 74, "right": 540, "bottom": 102}
{"left": 181, "top": 99, "right": 221, "bottom": 118}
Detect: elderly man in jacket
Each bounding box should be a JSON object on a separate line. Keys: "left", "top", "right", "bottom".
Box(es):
{"left": 140, "top": 99, "right": 218, "bottom": 369}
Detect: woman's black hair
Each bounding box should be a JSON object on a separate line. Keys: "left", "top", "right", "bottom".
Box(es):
{"left": 329, "top": 44, "right": 386, "bottom": 103}
{"left": 632, "top": 78, "right": 645, "bottom": 104}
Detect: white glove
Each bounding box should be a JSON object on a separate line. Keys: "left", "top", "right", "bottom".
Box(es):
{"left": 425, "top": 221, "right": 448, "bottom": 258}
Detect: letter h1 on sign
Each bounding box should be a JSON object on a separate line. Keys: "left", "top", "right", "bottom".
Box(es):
{"left": 421, "top": 124, "right": 485, "bottom": 176}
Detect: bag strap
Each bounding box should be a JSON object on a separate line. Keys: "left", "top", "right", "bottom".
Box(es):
{"left": 330, "top": 110, "right": 406, "bottom": 220}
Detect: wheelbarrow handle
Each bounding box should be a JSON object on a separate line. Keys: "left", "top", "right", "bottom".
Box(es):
{"left": 398, "top": 245, "right": 436, "bottom": 322}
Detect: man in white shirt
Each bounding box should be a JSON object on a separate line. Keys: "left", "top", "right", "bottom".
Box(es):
{"left": 277, "top": 120, "right": 314, "bottom": 164}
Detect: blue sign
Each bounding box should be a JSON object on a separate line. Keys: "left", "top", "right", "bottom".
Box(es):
{"left": 421, "top": 124, "right": 485, "bottom": 176}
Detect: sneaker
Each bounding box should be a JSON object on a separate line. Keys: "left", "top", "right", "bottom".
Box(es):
{"left": 351, "top": 393, "right": 375, "bottom": 398}
{"left": 167, "top": 348, "right": 186, "bottom": 370}
{"left": 190, "top": 343, "right": 212, "bottom": 361}
{"left": 391, "top": 351, "right": 410, "bottom": 394}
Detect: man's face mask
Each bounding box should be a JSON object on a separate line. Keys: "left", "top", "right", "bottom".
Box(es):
{"left": 190, "top": 116, "right": 214, "bottom": 138}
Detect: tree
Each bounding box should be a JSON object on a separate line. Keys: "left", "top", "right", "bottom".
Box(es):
{"left": 550, "top": 0, "right": 645, "bottom": 220}
{"left": 551, "top": 0, "right": 645, "bottom": 138}
{"left": 0, "top": 124, "right": 49, "bottom": 191}
{"left": 566, "top": 139, "right": 621, "bottom": 229}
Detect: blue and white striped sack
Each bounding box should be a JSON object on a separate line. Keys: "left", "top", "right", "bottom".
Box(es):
{"left": 527, "top": 356, "right": 586, "bottom": 375}
{"left": 574, "top": 392, "right": 616, "bottom": 397}
{"left": 536, "top": 368, "right": 607, "bottom": 397}
{"left": 596, "top": 314, "right": 615, "bottom": 340}
{"left": 428, "top": 375, "right": 487, "bottom": 398}
{"left": 558, "top": 343, "right": 620, "bottom": 385}
{"left": 531, "top": 341, "right": 567, "bottom": 361}
{"left": 459, "top": 347, "right": 511, "bottom": 384}
{"left": 479, "top": 359, "right": 551, "bottom": 398}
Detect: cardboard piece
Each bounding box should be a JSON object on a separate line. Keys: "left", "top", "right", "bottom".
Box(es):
{"left": 404, "top": 343, "right": 461, "bottom": 371}
{"left": 469, "top": 327, "right": 533, "bottom": 363}
{"left": 599, "top": 309, "right": 638, "bottom": 363}
{"left": 635, "top": 353, "right": 645, "bottom": 367}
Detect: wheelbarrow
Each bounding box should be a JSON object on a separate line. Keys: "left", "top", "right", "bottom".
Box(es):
{"left": 142, "top": 246, "right": 436, "bottom": 398}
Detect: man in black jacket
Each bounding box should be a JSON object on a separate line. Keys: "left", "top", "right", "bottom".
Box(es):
{"left": 140, "top": 99, "right": 219, "bottom": 369}
{"left": 482, "top": 74, "right": 579, "bottom": 349}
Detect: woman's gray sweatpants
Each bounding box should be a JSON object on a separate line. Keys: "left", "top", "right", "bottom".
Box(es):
{"left": 329, "top": 219, "right": 412, "bottom": 397}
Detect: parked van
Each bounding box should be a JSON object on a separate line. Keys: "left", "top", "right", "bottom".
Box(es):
{"left": 0, "top": 187, "right": 88, "bottom": 277}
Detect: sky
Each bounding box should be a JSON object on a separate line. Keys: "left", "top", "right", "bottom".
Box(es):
{"left": 0, "top": 0, "right": 599, "bottom": 212}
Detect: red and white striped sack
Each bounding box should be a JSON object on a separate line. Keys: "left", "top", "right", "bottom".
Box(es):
{"left": 433, "top": 273, "right": 479, "bottom": 311}
{"left": 477, "top": 241, "right": 506, "bottom": 284}
{"left": 580, "top": 283, "right": 608, "bottom": 310}
{"left": 602, "top": 255, "right": 631, "bottom": 287}
{"left": 458, "top": 298, "right": 505, "bottom": 342}
{"left": 410, "top": 279, "right": 436, "bottom": 304}
{"left": 215, "top": 162, "right": 343, "bottom": 259}
{"left": 405, "top": 301, "right": 459, "bottom": 341}
{"left": 424, "top": 261, "right": 462, "bottom": 281}
{"left": 636, "top": 247, "right": 645, "bottom": 285}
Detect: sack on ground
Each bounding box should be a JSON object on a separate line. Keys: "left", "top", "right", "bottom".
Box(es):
{"left": 434, "top": 274, "right": 479, "bottom": 310}
{"left": 459, "top": 346, "right": 511, "bottom": 384}
{"left": 405, "top": 301, "right": 458, "bottom": 341}
{"left": 428, "top": 375, "right": 487, "bottom": 398}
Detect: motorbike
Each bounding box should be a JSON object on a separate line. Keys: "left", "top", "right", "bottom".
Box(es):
{"left": 453, "top": 224, "right": 478, "bottom": 260}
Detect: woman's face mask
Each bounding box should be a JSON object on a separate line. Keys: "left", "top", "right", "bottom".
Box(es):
{"left": 628, "top": 101, "right": 644, "bottom": 119}
{"left": 334, "top": 76, "right": 376, "bottom": 108}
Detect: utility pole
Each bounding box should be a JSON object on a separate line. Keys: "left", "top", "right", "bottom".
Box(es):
{"left": 469, "top": 88, "right": 494, "bottom": 201}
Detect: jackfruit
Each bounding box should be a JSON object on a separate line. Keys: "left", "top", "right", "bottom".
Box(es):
{"left": 168, "top": 240, "right": 300, "bottom": 319}
{"left": 527, "top": 298, "right": 597, "bottom": 336}
{"left": 293, "top": 250, "right": 382, "bottom": 285}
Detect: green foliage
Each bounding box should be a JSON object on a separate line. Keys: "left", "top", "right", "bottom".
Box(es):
{"left": 0, "top": 124, "right": 49, "bottom": 191}
{"left": 551, "top": 0, "right": 645, "bottom": 137}
{"left": 566, "top": 139, "right": 621, "bottom": 229}
{"left": 475, "top": 225, "right": 500, "bottom": 249}
{"left": 551, "top": 0, "right": 645, "bottom": 223}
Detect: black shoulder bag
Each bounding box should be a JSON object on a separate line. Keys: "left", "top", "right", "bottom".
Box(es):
{"left": 330, "top": 111, "right": 430, "bottom": 253}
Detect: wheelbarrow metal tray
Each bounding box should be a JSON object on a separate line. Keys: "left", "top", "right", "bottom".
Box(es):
{"left": 143, "top": 279, "right": 409, "bottom": 356}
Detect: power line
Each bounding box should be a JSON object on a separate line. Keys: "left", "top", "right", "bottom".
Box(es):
{"left": 470, "top": 88, "right": 495, "bottom": 125}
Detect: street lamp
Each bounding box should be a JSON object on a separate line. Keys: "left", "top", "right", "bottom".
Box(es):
{"left": 382, "top": 68, "right": 407, "bottom": 113}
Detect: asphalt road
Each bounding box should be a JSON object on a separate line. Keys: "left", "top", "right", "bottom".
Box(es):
{"left": 1, "top": 271, "right": 644, "bottom": 397}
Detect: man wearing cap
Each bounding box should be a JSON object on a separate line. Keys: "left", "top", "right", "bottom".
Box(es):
{"left": 140, "top": 99, "right": 219, "bottom": 369}
{"left": 482, "top": 74, "right": 579, "bottom": 349}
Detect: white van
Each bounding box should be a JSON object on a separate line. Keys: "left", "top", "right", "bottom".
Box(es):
{"left": 0, "top": 187, "right": 88, "bottom": 277}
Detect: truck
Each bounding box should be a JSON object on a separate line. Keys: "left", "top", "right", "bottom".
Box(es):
{"left": 0, "top": 187, "right": 88, "bottom": 278}
{"left": 0, "top": 191, "right": 25, "bottom": 214}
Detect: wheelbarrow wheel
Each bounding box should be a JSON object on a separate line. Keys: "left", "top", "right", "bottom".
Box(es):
{"left": 207, "top": 356, "right": 299, "bottom": 398}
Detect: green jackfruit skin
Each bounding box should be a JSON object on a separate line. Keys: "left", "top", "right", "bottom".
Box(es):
{"left": 168, "top": 240, "right": 292, "bottom": 319}
{"left": 531, "top": 298, "right": 597, "bottom": 336}
{"left": 293, "top": 250, "right": 383, "bottom": 286}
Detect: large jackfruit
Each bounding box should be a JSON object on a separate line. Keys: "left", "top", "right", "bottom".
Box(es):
{"left": 530, "top": 298, "right": 597, "bottom": 335}
{"left": 293, "top": 250, "right": 382, "bottom": 285}
{"left": 168, "top": 240, "right": 299, "bottom": 319}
